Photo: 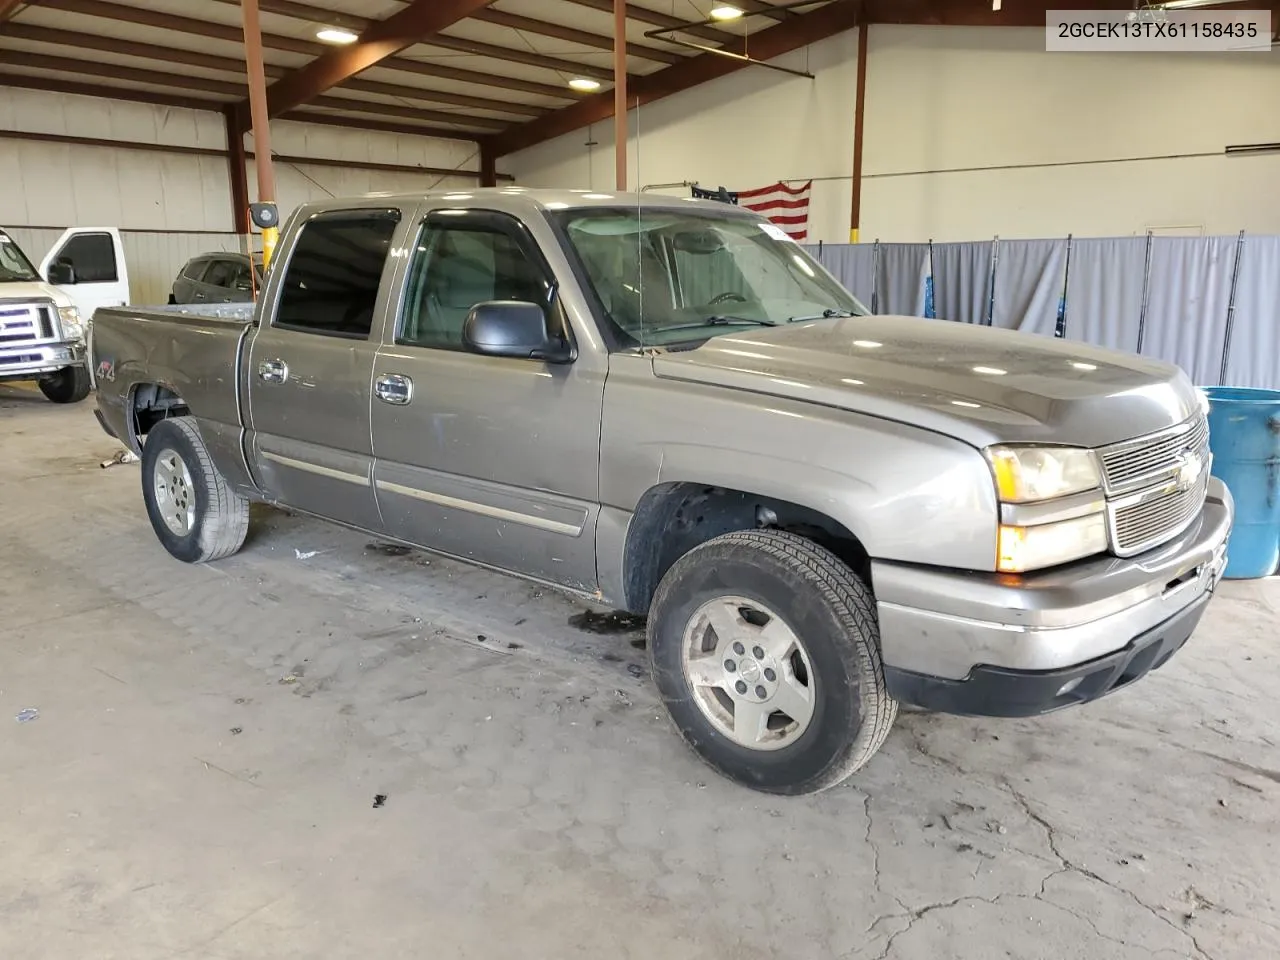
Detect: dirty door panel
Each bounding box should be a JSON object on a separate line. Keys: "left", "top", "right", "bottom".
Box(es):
{"left": 370, "top": 209, "right": 605, "bottom": 591}
{"left": 245, "top": 208, "right": 405, "bottom": 531}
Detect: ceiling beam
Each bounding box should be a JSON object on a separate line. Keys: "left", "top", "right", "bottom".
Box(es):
{"left": 0, "top": 51, "right": 506, "bottom": 132}
{"left": 0, "top": 0, "right": 27, "bottom": 23}
{"left": 206, "top": 0, "right": 626, "bottom": 84}
{"left": 490, "top": 0, "right": 863, "bottom": 157}
{"left": 469, "top": 8, "right": 685, "bottom": 65}
{"left": 0, "top": 71, "right": 219, "bottom": 111}
{"left": 256, "top": 0, "right": 498, "bottom": 120}
{"left": 35, "top": 0, "right": 581, "bottom": 100}
{"left": 282, "top": 111, "right": 482, "bottom": 143}
{"left": 1, "top": 22, "right": 544, "bottom": 117}
{"left": 1, "top": 50, "right": 246, "bottom": 96}
{"left": 423, "top": 33, "right": 618, "bottom": 82}
{"left": 560, "top": 0, "right": 737, "bottom": 45}
{"left": 0, "top": 72, "right": 485, "bottom": 143}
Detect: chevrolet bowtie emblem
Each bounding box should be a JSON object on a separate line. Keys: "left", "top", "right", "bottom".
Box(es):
{"left": 1176, "top": 450, "right": 1204, "bottom": 490}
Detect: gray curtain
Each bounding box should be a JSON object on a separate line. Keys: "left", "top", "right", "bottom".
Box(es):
{"left": 807, "top": 243, "right": 876, "bottom": 306}
{"left": 875, "top": 243, "right": 931, "bottom": 316}
{"left": 1063, "top": 237, "right": 1147, "bottom": 352}
{"left": 1221, "top": 236, "right": 1280, "bottom": 390}
{"left": 1141, "top": 237, "right": 1236, "bottom": 386}
{"left": 931, "top": 242, "right": 992, "bottom": 325}
{"left": 992, "top": 239, "right": 1068, "bottom": 337}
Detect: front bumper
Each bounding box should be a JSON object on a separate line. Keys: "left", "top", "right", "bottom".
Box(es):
{"left": 875, "top": 476, "right": 1233, "bottom": 717}
{"left": 0, "top": 340, "right": 86, "bottom": 381}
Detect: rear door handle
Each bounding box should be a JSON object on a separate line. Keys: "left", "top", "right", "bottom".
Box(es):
{"left": 374, "top": 373, "right": 413, "bottom": 405}
{"left": 258, "top": 359, "right": 288, "bottom": 383}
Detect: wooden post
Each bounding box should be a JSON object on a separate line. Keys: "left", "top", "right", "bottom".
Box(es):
{"left": 849, "top": 23, "right": 868, "bottom": 243}
{"left": 241, "top": 0, "right": 279, "bottom": 266}
{"left": 613, "top": 0, "right": 627, "bottom": 191}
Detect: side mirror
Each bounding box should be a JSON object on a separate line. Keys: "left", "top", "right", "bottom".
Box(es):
{"left": 462, "top": 301, "right": 573, "bottom": 363}
{"left": 48, "top": 260, "right": 76, "bottom": 285}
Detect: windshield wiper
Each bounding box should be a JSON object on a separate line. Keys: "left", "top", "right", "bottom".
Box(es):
{"left": 655, "top": 316, "right": 780, "bottom": 334}
{"left": 787, "top": 308, "right": 858, "bottom": 322}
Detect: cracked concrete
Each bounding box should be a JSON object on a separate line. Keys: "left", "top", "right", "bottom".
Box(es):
{"left": 2, "top": 388, "right": 1278, "bottom": 960}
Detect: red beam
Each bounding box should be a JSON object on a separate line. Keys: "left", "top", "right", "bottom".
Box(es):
{"left": 259, "top": 0, "right": 496, "bottom": 120}
{"left": 0, "top": 0, "right": 27, "bottom": 22}
{"left": 224, "top": 110, "right": 251, "bottom": 235}
{"left": 849, "top": 22, "right": 867, "bottom": 242}
{"left": 491, "top": 0, "right": 863, "bottom": 157}
{"left": 0, "top": 72, "right": 221, "bottom": 111}
{"left": 471, "top": 8, "right": 684, "bottom": 65}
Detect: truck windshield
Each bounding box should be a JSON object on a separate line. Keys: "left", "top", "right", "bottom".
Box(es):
{"left": 0, "top": 231, "right": 41, "bottom": 283}
{"left": 554, "top": 207, "right": 868, "bottom": 348}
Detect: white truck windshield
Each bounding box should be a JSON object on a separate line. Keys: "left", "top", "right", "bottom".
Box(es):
{"left": 0, "top": 231, "right": 41, "bottom": 283}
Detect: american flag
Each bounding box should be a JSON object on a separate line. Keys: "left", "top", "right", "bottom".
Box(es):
{"left": 691, "top": 180, "right": 812, "bottom": 242}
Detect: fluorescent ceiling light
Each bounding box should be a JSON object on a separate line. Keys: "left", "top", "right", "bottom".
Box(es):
{"left": 316, "top": 27, "right": 358, "bottom": 44}
{"left": 1160, "top": 0, "right": 1247, "bottom": 7}
{"left": 710, "top": 4, "right": 744, "bottom": 20}
{"left": 568, "top": 77, "right": 601, "bottom": 92}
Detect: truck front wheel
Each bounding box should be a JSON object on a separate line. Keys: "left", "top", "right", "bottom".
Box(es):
{"left": 141, "top": 416, "right": 249, "bottom": 563}
{"left": 648, "top": 530, "right": 897, "bottom": 795}
{"left": 39, "top": 366, "right": 91, "bottom": 404}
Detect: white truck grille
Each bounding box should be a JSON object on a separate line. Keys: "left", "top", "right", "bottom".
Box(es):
{"left": 0, "top": 303, "right": 56, "bottom": 344}
{"left": 1098, "top": 414, "right": 1211, "bottom": 556}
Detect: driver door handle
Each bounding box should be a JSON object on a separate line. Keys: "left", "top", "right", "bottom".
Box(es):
{"left": 258, "top": 359, "right": 288, "bottom": 383}
{"left": 375, "top": 373, "right": 413, "bottom": 405}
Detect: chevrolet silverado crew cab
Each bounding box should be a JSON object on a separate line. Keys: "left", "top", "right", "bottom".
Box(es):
{"left": 89, "top": 190, "right": 1232, "bottom": 795}
{"left": 0, "top": 227, "right": 122, "bottom": 403}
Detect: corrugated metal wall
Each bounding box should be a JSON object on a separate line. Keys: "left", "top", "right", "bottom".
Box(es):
{"left": 6, "top": 228, "right": 242, "bottom": 306}
{"left": 2, "top": 89, "right": 486, "bottom": 306}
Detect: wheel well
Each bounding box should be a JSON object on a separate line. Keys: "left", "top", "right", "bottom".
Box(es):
{"left": 622, "top": 482, "right": 872, "bottom": 614}
{"left": 130, "top": 383, "right": 190, "bottom": 445}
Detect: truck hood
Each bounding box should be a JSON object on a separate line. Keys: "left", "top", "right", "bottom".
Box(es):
{"left": 0, "top": 280, "right": 71, "bottom": 308}
{"left": 651, "top": 315, "right": 1201, "bottom": 449}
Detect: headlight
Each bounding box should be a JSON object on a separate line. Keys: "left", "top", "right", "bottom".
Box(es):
{"left": 997, "top": 514, "right": 1109, "bottom": 574}
{"left": 57, "top": 305, "right": 84, "bottom": 341}
{"left": 986, "top": 445, "right": 1101, "bottom": 503}
{"left": 986, "top": 444, "right": 1107, "bottom": 572}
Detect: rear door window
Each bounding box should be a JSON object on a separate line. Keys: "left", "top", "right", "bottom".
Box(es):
{"left": 274, "top": 211, "right": 400, "bottom": 339}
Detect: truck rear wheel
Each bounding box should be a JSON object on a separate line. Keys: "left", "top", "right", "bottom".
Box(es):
{"left": 648, "top": 530, "right": 897, "bottom": 795}
{"left": 39, "top": 366, "right": 91, "bottom": 404}
{"left": 141, "top": 416, "right": 249, "bottom": 563}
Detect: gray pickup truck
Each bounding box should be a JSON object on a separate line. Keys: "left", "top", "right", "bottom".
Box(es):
{"left": 90, "top": 189, "right": 1233, "bottom": 795}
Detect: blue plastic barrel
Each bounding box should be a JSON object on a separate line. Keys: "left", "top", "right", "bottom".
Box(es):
{"left": 1203, "top": 386, "right": 1280, "bottom": 579}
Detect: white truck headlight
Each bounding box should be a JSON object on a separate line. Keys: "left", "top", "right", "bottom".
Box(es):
{"left": 57, "top": 305, "right": 84, "bottom": 342}
{"left": 986, "top": 445, "right": 1107, "bottom": 572}
{"left": 986, "top": 445, "right": 1101, "bottom": 503}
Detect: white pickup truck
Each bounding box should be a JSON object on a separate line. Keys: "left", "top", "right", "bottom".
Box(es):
{"left": 0, "top": 226, "right": 129, "bottom": 403}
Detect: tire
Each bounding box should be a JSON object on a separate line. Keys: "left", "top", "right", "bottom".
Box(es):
{"left": 39, "top": 366, "right": 91, "bottom": 404}
{"left": 140, "top": 416, "right": 249, "bottom": 563}
{"left": 648, "top": 530, "right": 897, "bottom": 795}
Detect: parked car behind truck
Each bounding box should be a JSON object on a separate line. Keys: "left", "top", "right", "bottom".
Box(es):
{"left": 0, "top": 226, "right": 128, "bottom": 403}
{"left": 88, "top": 190, "right": 1232, "bottom": 794}
{"left": 170, "top": 252, "right": 263, "bottom": 305}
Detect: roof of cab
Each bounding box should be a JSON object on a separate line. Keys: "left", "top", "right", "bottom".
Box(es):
{"left": 296, "top": 187, "right": 753, "bottom": 217}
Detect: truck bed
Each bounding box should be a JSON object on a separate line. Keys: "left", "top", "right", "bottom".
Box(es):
{"left": 90, "top": 303, "right": 255, "bottom": 454}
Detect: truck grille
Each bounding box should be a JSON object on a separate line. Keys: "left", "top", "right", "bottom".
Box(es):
{"left": 1112, "top": 469, "right": 1210, "bottom": 554}
{"left": 0, "top": 304, "right": 54, "bottom": 346}
{"left": 1100, "top": 414, "right": 1211, "bottom": 556}
{"left": 1099, "top": 414, "right": 1208, "bottom": 495}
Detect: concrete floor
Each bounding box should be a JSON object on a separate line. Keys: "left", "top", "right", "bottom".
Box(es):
{"left": 2, "top": 384, "right": 1278, "bottom": 960}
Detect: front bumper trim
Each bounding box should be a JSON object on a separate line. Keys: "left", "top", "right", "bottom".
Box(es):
{"left": 884, "top": 592, "right": 1209, "bottom": 717}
